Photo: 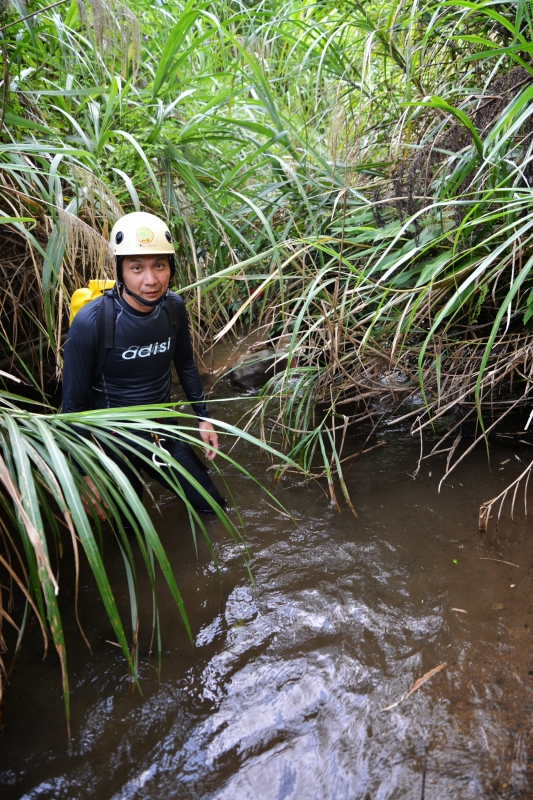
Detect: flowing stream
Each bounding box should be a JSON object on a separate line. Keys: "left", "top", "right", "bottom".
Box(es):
{"left": 2, "top": 337, "right": 533, "bottom": 799}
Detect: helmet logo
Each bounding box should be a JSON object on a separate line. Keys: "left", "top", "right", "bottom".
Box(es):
{"left": 136, "top": 227, "right": 154, "bottom": 244}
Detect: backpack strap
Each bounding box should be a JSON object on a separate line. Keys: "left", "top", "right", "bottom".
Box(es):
{"left": 91, "top": 291, "right": 116, "bottom": 383}
{"left": 164, "top": 293, "right": 180, "bottom": 338}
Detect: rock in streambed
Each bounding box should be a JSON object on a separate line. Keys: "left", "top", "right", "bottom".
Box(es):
{"left": 228, "top": 346, "right": 291, "bottom": 391}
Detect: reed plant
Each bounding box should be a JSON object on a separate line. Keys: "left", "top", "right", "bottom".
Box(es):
{"left": 0, "top": 390, "right": 294, "bottom": 732}
{"left": 194, "top": 0, "right": 533, "bottom": 511}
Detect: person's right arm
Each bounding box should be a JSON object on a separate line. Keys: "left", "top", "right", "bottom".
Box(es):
{"left": 62, "top": 303, "right": 99, "bottom": 414}
{"left": 62, "top": 304, "right": 107, "bottom": 520}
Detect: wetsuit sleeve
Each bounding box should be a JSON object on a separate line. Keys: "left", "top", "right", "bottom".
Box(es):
{"left": 62, "top": 303, "right": 100, "bottom": 475}
{"left": 62, "top": 303, "right": 99, "bottom": 414}
{"left": 171, "top": 296, "right": 210, "bottom": 418}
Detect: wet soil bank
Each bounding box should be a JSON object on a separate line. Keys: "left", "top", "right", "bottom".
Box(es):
{"left": 2, "top": 340, "right": 533, "bottom": 799}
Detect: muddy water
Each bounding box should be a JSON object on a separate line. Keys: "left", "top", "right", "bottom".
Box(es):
{"left": 2, "top": 343, "right": 533, "bottom": 799}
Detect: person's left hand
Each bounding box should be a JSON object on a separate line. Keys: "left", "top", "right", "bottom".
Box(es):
{"left": 199, "top": 420, "right": 219, "bottom": 460}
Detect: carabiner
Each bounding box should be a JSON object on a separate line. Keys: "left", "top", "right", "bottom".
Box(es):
{"left": 151, "top": 432, "right": 170, "bottom": 467}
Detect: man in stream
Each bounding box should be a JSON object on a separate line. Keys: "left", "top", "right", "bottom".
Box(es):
{"left": 62, "top": 211, "right": 226, "bottom": 521}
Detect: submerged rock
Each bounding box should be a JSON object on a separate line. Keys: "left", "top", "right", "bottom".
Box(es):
{"left": 228, "top": 347, "right": 289, "bottom": 391}
{"left": 225, "top": 586, "right": 258, "bottom": 626}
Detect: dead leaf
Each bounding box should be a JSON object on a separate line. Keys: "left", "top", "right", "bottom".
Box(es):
{"left": 0, "top": 370, "right": 22, "bottom": 383}
{"left": 0, "top": 455, "right": 59, "bottom": 595}
{"left": 382, "top": 662, "right": 447, "bottom": 711}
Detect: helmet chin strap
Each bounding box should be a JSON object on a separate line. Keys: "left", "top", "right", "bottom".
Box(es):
{"left": 122, "top": 282, "right": 166, "bottom": 308}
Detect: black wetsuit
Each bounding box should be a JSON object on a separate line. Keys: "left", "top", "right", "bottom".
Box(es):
{"left": 63, "top": 289, "right": 225, "bottom": 512}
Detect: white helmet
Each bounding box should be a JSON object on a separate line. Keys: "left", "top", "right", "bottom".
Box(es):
{"left": 109, "top": 211, "right": 175, "bottom": 256}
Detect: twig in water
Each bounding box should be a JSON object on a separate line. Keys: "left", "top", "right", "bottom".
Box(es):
{"left": 480, "top": 557, "right": 519, "bottom": 568}
{"left": 382, "top": 662, "right": 447, "bottom": 711}
{"left": 260, "top": 497, "right": 297, "bottom": 521}
{"left": 412, "top": 415, "right": 423, "bottom": 479}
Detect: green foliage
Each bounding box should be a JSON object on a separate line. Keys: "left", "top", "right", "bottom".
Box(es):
{"left": 0, "top": 397, "right": 295, "bottom": 731}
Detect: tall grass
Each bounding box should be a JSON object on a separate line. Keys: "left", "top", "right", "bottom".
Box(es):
{"left": 195, "top": 0, "right": 533, "bottom": 498}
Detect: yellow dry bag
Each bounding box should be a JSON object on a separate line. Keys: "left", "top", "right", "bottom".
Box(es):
{"left": 69, "top": 279, "right": 116, "bottom": 325}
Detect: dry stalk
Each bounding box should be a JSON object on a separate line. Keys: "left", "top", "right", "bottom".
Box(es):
{"left": 479, "top": 458, "right": 533, "bottom": 532}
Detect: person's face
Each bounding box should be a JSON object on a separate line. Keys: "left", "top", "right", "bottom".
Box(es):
{"left": 121, "top": 254, "right": 171, "bottom": 311}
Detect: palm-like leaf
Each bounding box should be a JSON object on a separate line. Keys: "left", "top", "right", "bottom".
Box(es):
{"left": 0, "top": 397, "right": 297, "bottom": 730}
